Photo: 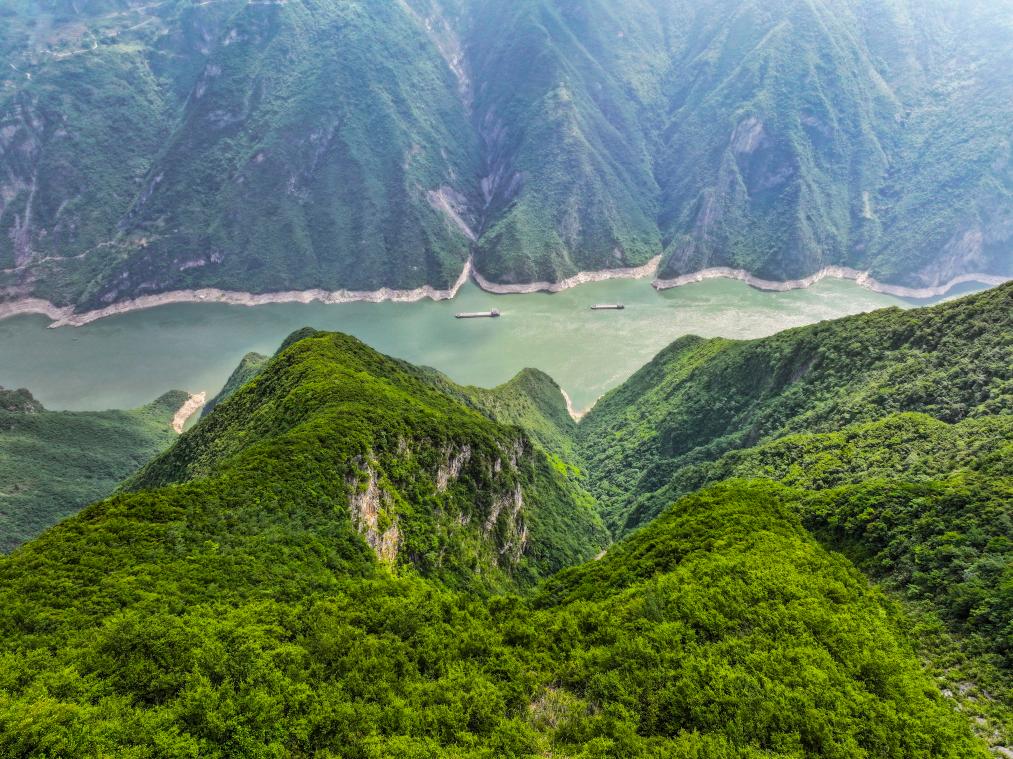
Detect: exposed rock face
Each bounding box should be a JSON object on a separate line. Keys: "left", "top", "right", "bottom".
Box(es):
{"left": 346, "top": 437, "right": 534, "bottom": 572}
{"left": 730, "top": 116, "right": 767, "bottom": 155}
{"left": 486, "top": 482, "right": 528, "bottom": 564}
{"left": 436, "top": 444, "right": 472, "bottom": 492}
{"left": 346, "top": 464, "right": 401, "bottom": 566}
{"left": 0, "top": 387, "right": 43, "bottom": 414}
{"left": 427, "top": 187, "right": 478, "bottom": 242}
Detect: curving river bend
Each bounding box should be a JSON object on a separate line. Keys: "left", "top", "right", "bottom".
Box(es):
{"left": 0, "top": 277, "right": 979, "bottom": 415}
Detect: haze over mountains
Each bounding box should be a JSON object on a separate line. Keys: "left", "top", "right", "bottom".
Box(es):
{"left": 1, "top": 0, "right": 1011, "bottom": 314}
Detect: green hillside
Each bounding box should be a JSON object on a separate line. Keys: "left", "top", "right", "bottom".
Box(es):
{"left": 622, "top": 412, "right": 1011, "bottom": 527}
{"left": 1, "top": 0, "right": 1009, "bottom": 313}
{"left": 578, "top": 282, "right": 1012, "bottom": 533}
{"left": 0, "top": 387, "right": 186, "bottom": 552}
{"left": 0, "top": 465, "right": 987, "bottom": 755}
{"left": 199, "top": 351, "right": 268, "bottom": 418}
{"left": 118, "top": 331, "right": 608, "bottom": 592}
{"left": 458, "top": 368, "right": 579, "bottom": 462}
{"left": 592, "top": 412, "right": 1012, "bottom": 746}
{"left": 0, "top": 289, "right": 1009, "bottom": 753}
{"left": 574, "top": 285, "right": 1012, "bottom": 749}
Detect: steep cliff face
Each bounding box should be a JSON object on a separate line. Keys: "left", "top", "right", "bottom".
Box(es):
{"left": 0, "top": 0, "right": 245, "bottom": 289}
{"left": 125, "top": 329, "right": 608, "bottom": 590}
{"left": 0, "top": 0, "right": 1009, "bottom": 312}
{"left": 654, "top": 0, "right": 1013, "bottom": 289}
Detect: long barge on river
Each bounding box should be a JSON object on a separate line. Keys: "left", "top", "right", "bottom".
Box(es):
{"left": 455, "top": 310, "right": 501, "bottom": 319}
{"left": 590, "top": 303, "right": 625, "bottom": 310}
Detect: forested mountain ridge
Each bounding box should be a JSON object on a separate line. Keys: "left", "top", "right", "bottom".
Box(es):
{"left": 117, "top": 329, "right": 609, "bottom": 591}
{"left": 573, "top": 284, "right": 1013, "bottom": 749}
{"left": 1, "top": 284, "right": 1011, "bottom": 753}
{"left": 1, "top": 0, "right": 1010, "bottom": 314}
{"left": 578, "top": 281, "right": 1012, "bottom": 533}
{"left": 0, "top": 386, "right": 188, "bottom": 552}
{"left": 0, "top": 373, "right": 994, "bottom": 755}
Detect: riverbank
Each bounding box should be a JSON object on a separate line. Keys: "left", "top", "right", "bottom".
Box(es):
{"left": 5, "top": 261, "right": 477, "bottom": 328}
{"left": 0, "top": 256, "right": 660, "bottom": 328}
{"left": 653, "top": 266, "right": 1009, "bottom": 299}
{"left": 471, "top": 256, "right": 662, "bottom": 294}
{"left": 0, "top": 274, "right": 912, "bottom": 414}
{"left": 172, "top": 392, "right": 207, "bottom": 434}
{"left": 0, "top": 257, "right": 1006, "bottom": 328}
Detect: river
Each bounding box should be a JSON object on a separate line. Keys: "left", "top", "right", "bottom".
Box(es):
{"left": 0, "top": 277, "right": 978, "bottom": 415}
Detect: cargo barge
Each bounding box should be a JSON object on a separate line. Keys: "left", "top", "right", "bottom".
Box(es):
{"left": 455, "top": 310, "right": 501, "bottom": 319}
{"left": 590, "top": 304, "right": 625, "bottom": 310}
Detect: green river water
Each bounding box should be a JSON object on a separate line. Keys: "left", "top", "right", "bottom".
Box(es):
{"left": 0, "top": 277, "right": 975, "bottom": 415}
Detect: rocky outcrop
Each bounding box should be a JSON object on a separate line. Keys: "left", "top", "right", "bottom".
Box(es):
{"left": 0, "top": 386, "right": 44, "bottom": 414}
{"left": 347, "top": 439, "right": 533, "bottom": 571}
{"left": 485, "top": 482, "right": 527, "bottom": 564}
{"left": 428, "top": 186, "right": 478, "bottom": 241}
{"left": 346, "top": 464, "right": 401, "bottom": 566}
{"left": 436, "top": 444, "right": 472, "bottom": 492}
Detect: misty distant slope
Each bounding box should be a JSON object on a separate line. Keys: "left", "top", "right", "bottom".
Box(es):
{"left": 577, "top": 282, "right": 1012, "bottom": 533}
{"left": 0, "top": 387, "right": 185, "bottom": 551}
{"left": 1, "top": 0, "right": 1009, "bottom": 313}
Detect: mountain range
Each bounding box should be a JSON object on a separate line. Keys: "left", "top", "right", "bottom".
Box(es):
{"left": 1, "top": 0, "right": 1011, "bottom": 316}
{"left": 0, "top": 283, "right": 1009, "bottom": 755}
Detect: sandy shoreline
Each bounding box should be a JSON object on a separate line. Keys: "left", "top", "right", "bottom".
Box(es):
{"left": 0, "top": 257, "right": 1007, "bottom": 328}
{"left": 172, "top": 392, "right": 207, "bottom": 434}
{"left": 560, "top": 388, "right": 587, "bottom": 423}
{"left": 562, "top": 388, "right": 604, "bottom": 423}
{"left": 653, "top": 266, "right": 1009, "bottom": 299}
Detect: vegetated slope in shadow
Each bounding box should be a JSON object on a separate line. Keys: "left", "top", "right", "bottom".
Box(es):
{"left": 0, "top": 386, "right": 186, "bottom": 552}
{"left": 577, "top": 282, "right": 1012, "bottom": 534}
{"left": 653, "top": 0, "right": 1013, "bottom": 290}
{"left": 0, "top": 0, "right": 480, "bottom": 309}
{"left": 2, "top": 0, "right": 1010, "bottom": 312}
{"left": 465, "top": 0, "right": 667, "bottom": 284}
{"left": 0, "top": 0, "right": 247, "bottom": 292}
{"left": 83, "top": 1, "right": 481, "bottom": 307}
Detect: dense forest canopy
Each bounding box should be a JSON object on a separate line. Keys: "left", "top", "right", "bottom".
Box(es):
{"left": 0, "top": 0, "right": 1010, "bottom": 313}
{"left": 0, "top": 284, "right": 1010, "bottom": 755}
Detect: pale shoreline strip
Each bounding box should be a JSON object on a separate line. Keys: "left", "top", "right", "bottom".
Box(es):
{"left": 560, "top": 388, "right": 584, "bottom": 423}
{"left": 0, "top": 256, "right": 1007, "bottom": 329}
{"left": 652, "top": 266, "right": 1010, "bottom": 300}
{"left": 172, "top": 392, "right": 207, "bottom": 434}
{"left": 561, "top": 387, "right": 602, "bottom": 423}
{"left": 1, "top": 258, "right": 476, "bottom": 328}
{"left": 471, "top": 255, "right": 662, "bottom": 294}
